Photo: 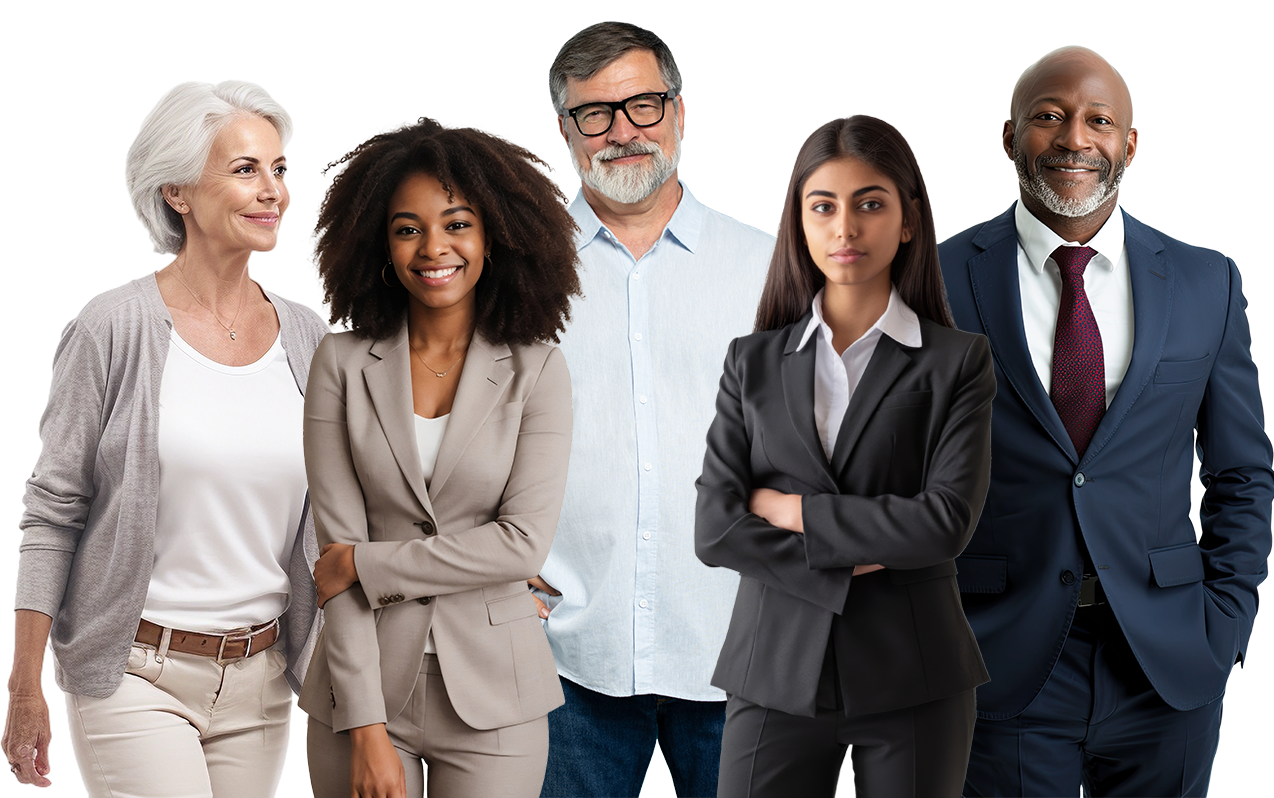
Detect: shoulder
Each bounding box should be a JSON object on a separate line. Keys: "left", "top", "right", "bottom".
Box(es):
{"left": 265, "top": 289, "right": 330, "bottom": 350}
{"left": 1124, "top": 212, "right": 1229, "bottom": 267}
{"left": 695, "top": 202, "right": 775, "bottom": 272}
{"left": 917, "top": 320, "right": 993, "bottom": 385}
{"left": 700, "top": 205, "right": 774, "bottom": 246}
{"left": 506, "top": 340, "right": 567, "bottom": 379}
{"left": 728, "top": 324, "right": 797, "bottom": 363}
{"left": 937, "top": 206, "right": 1017, "bottom": 263}
{"left": 70, "top": 276, "right": 166, "bottom": 333}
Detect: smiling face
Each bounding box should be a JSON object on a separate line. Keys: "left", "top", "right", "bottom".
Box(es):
{"left": 168, "top": 114, "right": 288, "bottom": 255}
{"left": 387, "top": 172, "right": 488, "bottom": 317}
{"left": 801, "top": 157, "right": 911, "bottom": 298}
{"left": 1004, "top": 48, "right": 1137, "bottom": 226}
{"left": 559, "top": 48, "right": 684, "bottom": 206}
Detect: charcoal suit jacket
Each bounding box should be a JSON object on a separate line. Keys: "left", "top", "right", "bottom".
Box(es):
{"left": 696, "top": 315, "right": 993, "bottom": 717}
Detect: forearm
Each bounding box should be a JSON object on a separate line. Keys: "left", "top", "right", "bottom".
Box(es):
{"left": 8, "top": 611, "right": 51, "bottom": 693}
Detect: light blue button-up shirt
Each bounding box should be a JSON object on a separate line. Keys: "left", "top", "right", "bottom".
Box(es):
{"left": 539, "top": 184, "right": 774, "bottom": 700}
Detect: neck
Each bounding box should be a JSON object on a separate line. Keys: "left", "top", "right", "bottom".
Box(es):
{"left": 408, "top": 296, "right": 476, "bottom": 355}
{"left": 821, "top": 278, "right": 892, "bottom": 355}
{"left": 1021, "top": 192, "right": 1117, "bottom": 245}
{"left": 583, "top": 174, "right": 682, "bottom": 260}
{"left": 170, "top": 239, "right": 254, "bottom": 311}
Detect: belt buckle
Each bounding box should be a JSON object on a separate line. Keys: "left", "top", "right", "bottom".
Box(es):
{"left": 1078, "top": 575, "right": 1104, "bottom": 608}
{"left": 215, "top": 619, "right": 276, "bottom": 665}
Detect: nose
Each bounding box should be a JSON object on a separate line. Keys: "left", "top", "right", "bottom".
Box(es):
{"left": 606, "top": 108, "right": 641, "bottom": 145}
{"left": 1055, "top": 117, "right": 1093, "bottom": 153}
{"left": 258, "top": 171, "right": 282, "bottom": 203}
{"left": 835, "top": 209, "right": 856, "bottom": 240}
{"left": 418, "top": 232, "right": 450, "bottom": 260}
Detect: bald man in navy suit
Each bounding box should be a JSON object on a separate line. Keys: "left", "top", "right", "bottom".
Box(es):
{"left": 939, "top": 47, "right": 1273, "bottom": 797}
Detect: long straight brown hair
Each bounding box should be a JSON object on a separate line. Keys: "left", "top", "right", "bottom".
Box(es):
{"left": 754, "top": 116, "right": 954, "bottom": 332}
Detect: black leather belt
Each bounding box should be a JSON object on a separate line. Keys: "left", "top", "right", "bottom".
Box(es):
{"left": 1078, "top": 575, "right": 1107, "bottom": 608}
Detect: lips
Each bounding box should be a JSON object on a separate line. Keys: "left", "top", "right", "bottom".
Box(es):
{"left": 242, "top": 212, "right": 280, "bottom": 226}
{"left": 411, "top": 264, "right": 464, "bottom": 286}
{"left": 829, "top": 247, "right": 864, "bottom": 264}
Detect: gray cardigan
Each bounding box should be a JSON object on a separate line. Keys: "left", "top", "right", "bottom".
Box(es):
{"left": 16, "top": 275, "right": 330, "bottom": 698}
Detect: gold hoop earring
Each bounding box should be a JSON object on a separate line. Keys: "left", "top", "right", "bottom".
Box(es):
{"left": 382, "top": 261, "right": 395, "bottom": 287}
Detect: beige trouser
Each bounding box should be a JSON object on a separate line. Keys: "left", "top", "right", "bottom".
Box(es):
{"left": 66, "top": 643, "right": 292, "bottom": 798}
{"left": 307, "top": 654, "right": 548, "bottom": 798}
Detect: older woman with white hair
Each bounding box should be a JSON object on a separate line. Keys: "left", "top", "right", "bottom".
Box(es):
{"left": 2, "top": 81, "right": 327, "bottom": 797}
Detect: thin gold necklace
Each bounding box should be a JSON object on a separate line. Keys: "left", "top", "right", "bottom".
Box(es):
{"left": 172, "top": 261, "right": 247, "bottom": 341}
{"left": 411, "top": 342, "right": 466, "bottom": 378}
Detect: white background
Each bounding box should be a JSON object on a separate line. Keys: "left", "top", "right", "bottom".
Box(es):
{"left": 1, "top": 1, "right": 1268, "bottom": 795}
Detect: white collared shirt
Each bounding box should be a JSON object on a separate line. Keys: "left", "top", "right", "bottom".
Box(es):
{"left": 797, "top": 285, "right": 924, "bottom": 460}
{"left": 1014, "top": 202, "right": 1134, "bottom": 406}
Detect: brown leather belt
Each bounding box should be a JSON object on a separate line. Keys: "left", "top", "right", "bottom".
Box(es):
{"left": 135, "top": 618, "right": 279, "bottom": 663}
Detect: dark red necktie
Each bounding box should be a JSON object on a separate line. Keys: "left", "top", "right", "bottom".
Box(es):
{"left": 1050, "top": 245, "right": 1104, "bottom": 455}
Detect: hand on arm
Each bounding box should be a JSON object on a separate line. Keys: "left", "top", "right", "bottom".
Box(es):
{"left": 3, "top": 610, "right": 53, "bottom": 787}
{"left": 348, "top": 724, "right": 405, "bottom": 798}
{"left": 749, "top": 489, "right": 882, "bottom": 575}
{"left": 314, "top": 543, "right": 358, "bottom": 609}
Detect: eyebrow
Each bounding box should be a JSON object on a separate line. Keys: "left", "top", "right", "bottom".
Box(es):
{"left": 1033, "top": 98, "right": 1114, "bottom": 110}
{"left": 805, "top": 185, "right": 892, "bottom": 199}
{"left": 390, "top": 206, "right": 477, "bottom": 222}
{"left": 228, "top": 156, "right": 288, "bottom": 166}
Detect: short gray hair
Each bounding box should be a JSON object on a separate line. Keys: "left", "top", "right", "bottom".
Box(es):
{"left": 549, "top": 22, "right": 682, "bottom": 115}
{"left": 126, "top": 81, "right": 292, "bottom": 254}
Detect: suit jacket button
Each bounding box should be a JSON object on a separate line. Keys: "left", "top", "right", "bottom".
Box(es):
{"left": 418, "top": 596, "right": 433, "bottom": 605}
{"left": 379, "top": 597, "right": 391, "bottom": 606}
{"left": 1060, "top": 570, "right": 1076, "bottom": 585}
{"left": 1074, "top": 472, "right": 1086, "bottom": 487}
{"left": 416, "top": 520, "right": 436, "bottom": 536}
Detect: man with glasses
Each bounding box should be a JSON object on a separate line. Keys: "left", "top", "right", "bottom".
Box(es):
{"left": 530, "top": 21, "right": 773, "bottom": 798}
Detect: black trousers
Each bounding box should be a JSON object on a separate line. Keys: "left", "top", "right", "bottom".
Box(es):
{"left": 716, "top": 689, "right": 975, "bottom": 797}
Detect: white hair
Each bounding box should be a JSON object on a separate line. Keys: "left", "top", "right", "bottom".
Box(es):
{"left": 126, "top": 81, "right": 292, "bottom": 254}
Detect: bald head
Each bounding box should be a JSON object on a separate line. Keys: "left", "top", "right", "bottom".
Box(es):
{"left": 1010, "top": 47, "right": 1133, "bottom": 128}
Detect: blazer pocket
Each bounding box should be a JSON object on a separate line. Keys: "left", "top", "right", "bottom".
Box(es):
{"left": 888, "top": 560, "right": 957, "bottom": 585}
{"left": 955, "top": 554, "right": 1007, "bottom": 594}
{"left": 487, "top": 592, "right": 538, "bottom": 625}
{"left": 877, "top": 390, "right": 933, "bottom": 409}
{"left": 1153, "top": 356, "right": 1211, "bottom": 385}
{"left": 1148, "top": 542, "right": 1205, "bottom": 587}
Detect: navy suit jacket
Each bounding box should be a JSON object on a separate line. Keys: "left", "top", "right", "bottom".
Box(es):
{"left": 939, "top": 204, "right": 1273, "bottom": 718}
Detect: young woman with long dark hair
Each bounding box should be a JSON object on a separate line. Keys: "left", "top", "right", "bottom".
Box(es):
{"left": 695, "top": 116, "right": 993, "bottom": 797}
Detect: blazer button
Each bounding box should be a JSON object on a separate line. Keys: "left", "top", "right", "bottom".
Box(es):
{"left": 379, "top": 597, "right": 391, "bottom": 606}
{"left": 415, "top": 520, "right": 436, "bottom": 536}
{"left": 1073, "top": 472, "right": 1086, "bottom": 487}
{"left": 393, "top": 593, "right": 405, "bottom": 603}
{"left": 418, "top": 596, "right": 433, "bottom": 605}
{"left": 1060, "top": 570, "right": 1076, "bottom": 586}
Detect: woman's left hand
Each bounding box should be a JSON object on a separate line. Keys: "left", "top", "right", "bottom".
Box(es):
{"left": 749, "top": 488, "right": 804, "bottom": 534}
{"left": 314, "top": 543, "right": 358, "bottom": 609}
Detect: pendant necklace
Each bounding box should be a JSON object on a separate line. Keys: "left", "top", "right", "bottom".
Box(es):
{"left": 411, "top": 342, "right": 466, "bottom": 378}
{"left": 173, "top": 261, "right": 247, "bottom": 341}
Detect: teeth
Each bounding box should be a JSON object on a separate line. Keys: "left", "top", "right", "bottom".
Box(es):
{"left": 1054, "top": 167, "right": 1087, "bottom": 172}
{"left": 419, "top": 267, "right": 459, "bottom": 278}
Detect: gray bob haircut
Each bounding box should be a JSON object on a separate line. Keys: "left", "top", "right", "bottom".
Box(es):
{"left": 549, "top": 21, "right": 682, "bottom": 115}
{"left": 126, "top": 81, "right": 292, "bottom": 254}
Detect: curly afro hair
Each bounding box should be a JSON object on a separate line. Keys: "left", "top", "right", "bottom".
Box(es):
{"left": 315, "top": 118, "right": 581, "bottom": 344}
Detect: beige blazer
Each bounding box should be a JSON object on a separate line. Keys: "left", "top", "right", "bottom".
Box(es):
{"left": 298, "top": 323, "right": 569, "bottom": 732}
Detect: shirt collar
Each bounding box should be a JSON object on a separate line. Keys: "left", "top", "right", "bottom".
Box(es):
{"left": 797, "top": 284, "right": 923, "bottom": 352}
{"left": 568, "top": 181, "right": 704, "bottom": 254}
{"left": 1014, "top": 200, "right": 1124, "bottom": 275}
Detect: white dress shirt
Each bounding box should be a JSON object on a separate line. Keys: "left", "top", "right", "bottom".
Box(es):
{"left": 797, "top": 286, "right": 923, "bottom": 459}
{"left": 540, "top": 184, "right": 774, "bottom": 700}
{"left": 1014, "top": 202, "right": 1134, "bottom": 407}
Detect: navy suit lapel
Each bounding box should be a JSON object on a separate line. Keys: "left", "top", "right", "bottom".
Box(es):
{"left": 1082, "top": 212, "right": 1171, "bottom": 465}
{"left": 830, "top": 335, "right": 912, "bottom": 478}
{"left": 364, "top": 324, "right": 435, "bottom": 516}
{"left": 969, "top": 206, "right": 1079, "bottom": 462}
{"left": 782, "top": 321, "right": 839, "bottom": 493}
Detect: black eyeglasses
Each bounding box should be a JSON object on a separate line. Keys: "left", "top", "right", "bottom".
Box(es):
{"left": 566, "top": 92, "right": 671, "bottom": 137}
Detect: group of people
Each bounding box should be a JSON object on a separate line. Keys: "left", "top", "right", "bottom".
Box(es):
{"left": 3, "top": 19, "right": 1269, "bottom": 798}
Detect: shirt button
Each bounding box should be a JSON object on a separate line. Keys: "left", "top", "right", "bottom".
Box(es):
{"left": 634, "top": 332, "right": 643, "bottom": 341}
{"left": 1060, "top": 570, "right": 1076, "bottom": 586}
{"left": 639, "top": 599, "right": 648, "bottom": 609}
{"left": 1074, "top": 472, "right": 1086, "bottom": 487}
{"left": 639, "top": 395, "right": 648, "bottom": 404}
{"left": 644, "top": 462, "right": 652, "bottom": 471}
{"left": 642, "top": 531, "right": 651, "bottom": 540}
{"left": 632, "top": 272, "right": 641, "bottom": 280}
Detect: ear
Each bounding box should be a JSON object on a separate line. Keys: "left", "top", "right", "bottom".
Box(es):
{"left": 900, "top": 198, "right": 920, "bottom": 244}
{"left": 1002, "top": 120, "right": 1016, "bottom": 161}
{"left": 673, "top": 94, "right": 686, "bottom": 140}
{"left": 558, "top": 115, "right": 571, "bottom": 145}
{"left": 163, "top": 185, "right": 189, "bottom": 214}
{"left": 1123, "top": 127, "right": 1138, "bottom": 167}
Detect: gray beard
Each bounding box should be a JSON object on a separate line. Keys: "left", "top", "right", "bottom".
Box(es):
{"left": 1014, "top": 141, "right": 1125, "bottom": 219}
{"left": 574, "top": 135, "right": 681, "bottom": 205}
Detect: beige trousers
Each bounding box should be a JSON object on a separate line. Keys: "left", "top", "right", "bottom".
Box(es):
{"left": 66, "top": 643, "right": 292, "bottom": 798}
{"left": 307, "top": 654, "right": 548, "bottom": 798}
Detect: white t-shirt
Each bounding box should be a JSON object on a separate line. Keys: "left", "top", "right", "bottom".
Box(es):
{"left": 415, "top": 412, "right": 449, "bottom": 654}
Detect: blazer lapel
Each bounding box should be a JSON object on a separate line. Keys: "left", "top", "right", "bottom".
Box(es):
{"left": 830, "top": 335, "right": 911, "bottom": 478}
{"left": 1082, "top": 212, "right": 1172, "bottom": 465}
{"left": 429, "top": 334, "right": 514, "bottom": 500}
{"left": 782, "top": 320, "right": 839, "bottom": 493}
{"left": 363, "top": 323, "right": 434, "bottom": 515}
{"left": 968, "top": 206, "right": 1078, "bottom": 462}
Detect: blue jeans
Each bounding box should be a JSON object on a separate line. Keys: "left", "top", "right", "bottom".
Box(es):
{"left": 540, "top": 677, "right": 725, "bottom": 798}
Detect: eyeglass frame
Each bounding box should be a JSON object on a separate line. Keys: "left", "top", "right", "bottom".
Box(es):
{"left": 564, "top": 91, "right": 673, "bottom": 137}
